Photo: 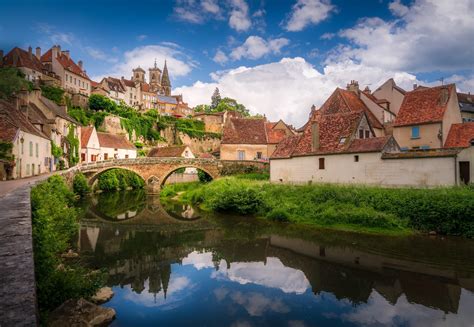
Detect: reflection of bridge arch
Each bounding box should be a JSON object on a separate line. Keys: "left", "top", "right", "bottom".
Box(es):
{"left": 160, "top": 165, "right": 215, "bottom": 186}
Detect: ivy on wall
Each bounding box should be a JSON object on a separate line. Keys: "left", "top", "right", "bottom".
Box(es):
{"left": 65, "top": 125, "right": 79, "bottom": 167}
{"left": 0, "top": 141, "right": 13, "bottom": 161}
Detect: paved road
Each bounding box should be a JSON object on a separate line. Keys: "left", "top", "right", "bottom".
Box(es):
{"left": 0, "top": 173, "right": 53, "bottom": 197}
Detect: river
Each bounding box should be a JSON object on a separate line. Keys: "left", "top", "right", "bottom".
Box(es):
{"left": 76, "top": 190, "right": 474, "bottom": 327}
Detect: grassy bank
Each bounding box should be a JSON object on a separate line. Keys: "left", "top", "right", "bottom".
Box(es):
{"left": 169, "top": 177, "right": 474, "bottom": 237}
{"left": 31, "top": 175, "right": 104, "bottom": 322}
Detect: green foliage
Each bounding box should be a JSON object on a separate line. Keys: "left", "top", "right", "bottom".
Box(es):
{"left": 0, "top": 141, "right": 13, "bottom": 161}
{"left": 195, "top": 96, "right": 250, "bottom": 117}
{"left": 211, "top": 87, "right": 221, "bottom": 109}
{"left": 266, "top": 208, "right": 290, "bottom": 222}
{"left": 194, "top": 104, "right": 210, "bottom": 113}
{"left": 97, "top": 169, "right": 144, "bottom": 192}
{"left": 198, "top": 169, "right": 213, "bottom": 183}
{"left": 134, "top": 141, "right": 144, "bottom": 148}
{"left": 220, "top": 162, "right": 269, "bottom": 176}
{"left": 0, "top": 67, "right": 33, "bottom": 99}
{"left": 160, "top": 181, "right": 202, "bottom": 199}
{"left": 31, "top": 176, "right": 104, "bottom": 318}
{"left": 234, "top": 172, "right": 270, "bottom": 180}
{"left": 73, "top": 173, "right": 90, "bottom": 197}
{"left": 51, "top": 141, "right": 63, "bottom": 159}
{"left": 66, "top": 125, "right": 79, "bottom": 167}
{"left": 180, "top": 178, "right": 474, "bottom": 236}
{"left": 40, "top": 85, "right": 64, "bottom": 105}
{"left": 88, "top": 94, "right": 115, "bottom": 111}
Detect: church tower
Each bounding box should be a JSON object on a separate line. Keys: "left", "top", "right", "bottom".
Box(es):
{"left": 149, "top": 59, "right": 162, "bottom": 93}
{"left": 161, "top": 60, "right": 171, "bottom": 96}
{"left": 132, "top": 67, "right": 145, "bottom": 84}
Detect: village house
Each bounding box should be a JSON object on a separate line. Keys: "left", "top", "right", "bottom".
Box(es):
{"left": 41, "top": 45, "right": 91, "bottom": 107}
{"left": 0, "top": 99, "right": 51, "bottom": 179}
{"left": 193, "top": 111, "right": 242, "bottom": 133}
{"left": 270, "top": 81, "right": 474, "bottom": 187}
{"left": 221, "top": 117, "right": 294, "bottom": 161}
{"left": 98, "top": 77, "right": 126, "bottom": 104}
{"left": 80, "top": 126, "right": 136, "bottom": 162}
{"left": 148, "top": 145, "right": 198, "bottom": 181}
{"left": 458, "top": 92, "right": 474, "bottom": 122}
{"left": 0, "top": 46, "right": 60, "bottom": 86}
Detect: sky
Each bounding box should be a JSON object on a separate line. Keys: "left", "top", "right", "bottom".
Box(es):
{"left": 1, "top": 0, "right": 474, "bottom": 127}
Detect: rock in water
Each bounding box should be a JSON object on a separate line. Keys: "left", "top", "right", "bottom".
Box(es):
{"left": 91, "top": 287, "right": 114, "bottom": 304}
{"left": 48, "top": 298, "right": 115, "bottom": 327}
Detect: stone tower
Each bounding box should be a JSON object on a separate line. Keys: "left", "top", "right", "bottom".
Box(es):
{"left": 132, "top": 67, "right": 145, "bottom": 84}
{"left": 149, "top": 59, "right": 162, "bottom": 93}
{"left": 161, "top": 60, "right": 171, "bottom": 96}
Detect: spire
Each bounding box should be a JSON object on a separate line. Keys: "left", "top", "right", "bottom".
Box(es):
{"left": 161, "top": 60, "right": 171, "bottom": 96}
{"left": 154, "top": 58, "right": 157, "bottom": 68}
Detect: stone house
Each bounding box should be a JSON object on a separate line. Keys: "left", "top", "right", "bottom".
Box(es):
{"left": 372, "top": 78, "right": 406, "bottom": 115}
{"left": 98, "top": 77, "right": 126, "bottom": 104}
{"left": 458, "top": 92, "right": 474, "bottom": 122}
{"left": 81, "top": 127, "right": 101, "bottom": 163}
{"left": 148, "top": 145, "right": 197, "bottom": 176}
{"left": 193, "top": 111, "right": 242, "bottom": 133}
{"left": 0, "top": 99, "right": 51, "bottom": 179}
{"left": 270, "top": 82, "right": 474, "bottom": 187}
{"left": 221, "top": 117, "right": 294, "bottom": 161}
{"left": 393, "top": 84, "right": 461, "bottom": 150}
{"left": 81, "top": 126, "right": 136, "bottom": 162}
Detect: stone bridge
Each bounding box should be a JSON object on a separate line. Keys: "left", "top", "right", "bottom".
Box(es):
{"left": 78, "top": 157, "right": 222, "bottom": 193}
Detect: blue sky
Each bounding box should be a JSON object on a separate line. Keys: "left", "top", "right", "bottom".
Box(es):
{"left": 1, "top": 0, "right": 474, "bottom": 126}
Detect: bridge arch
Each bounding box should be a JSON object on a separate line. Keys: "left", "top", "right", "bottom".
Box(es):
{"left": 87, "top": 166, "right": 146, "bottom": 187}
{"left": 159, "top": 164, "right": 217, "bottom": 186}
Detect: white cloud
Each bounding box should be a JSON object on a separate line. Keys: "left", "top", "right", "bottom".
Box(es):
{"left": 136, "top": 34, "right": 147, "bottom": 41}
{"left": 173, "top": 0, "right": 222, "bottom": 24}
{"left": 84, "top": 47, "right": 117, "bottom": 63}
{"left": 213, "top": 49, "right": 229, "bottom": 65}
{"left": 320, "top": 32, "right": 335, "bottom": 40}
{"left": 230, "top": 36, "right": 290, "bottom": 60}
{"left": 182, "top": 251, "right": 215, "bottom": 270}
{"left": 92, "top": 44, "right": 196, "bottom": 82}
{"left": 37, "top": 23, "right": 75, "bottom": 45}
{"left": 174, "top": 57, "right": 423, "bottom": 127}
{"left": 334, "top": 0, "right": 474, "bottom": 73}
{"left": 201, "top": 0, "right": 220, "bottom": 14}
{"left": 229, "top": 0, "right": 251, "bottom": 32}
{"left": 284, "top": 0, "right": 335, "bottom": 32}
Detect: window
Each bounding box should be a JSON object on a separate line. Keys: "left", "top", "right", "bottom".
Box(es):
{"left": 319, "top": 158, "right": 325, "bottom": 170}
{"left": 29, "top": 141, "right": 33, "bottom": 156}
{"left": 354, "top": 155, "right": 359, "bottom": 162}
{"left": 104, "top": 153, "right": 108, "bottom": 160}
{"left": 365, "top": 130, "right": 370, "bottom": 138}
{"left": 70, "top": 76, "right": 72, "bottom": 83}
{"left": 411, "top": 126, "right": 420, "bottom": 139}
{"left": 238, "top": 150, "right": 245, "bottom": 160}
{"left": 359, "top": 129, "right": 364, "bottom": 139}
{"left": 125, "top": 154, "right": 129, "bottom": 159}
{"left": 26, "top": 164, "right": 30, "bottom": 175}
{"left": 35, "top": 143, "right": 38, "bottom": 158}
{"left": 339, "top": 137, "right": 346, "bottom": 144}
{"left": 256, "top": 152, "right": 262, "bottom": 159}
{"left": 21, "top": 141, "right": 24, "bottom": 155}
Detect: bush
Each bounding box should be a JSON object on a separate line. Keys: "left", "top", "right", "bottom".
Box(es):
{"left": 97, "top": 169, "right": 144, "bottom": 192}
{"left": 97, "top": 170, "right": 120, "bottom": 191}
{"left": 266, "top": 208, "right": 290, "bottom": 222}
{"left": 73, "top": 173, "right": 90, "bottom": 197}
{"left": 31, "top": 176, "right": 103, "bottom": 319}
{"left": 41, "top": 85, "right": 64, "bottom": 105}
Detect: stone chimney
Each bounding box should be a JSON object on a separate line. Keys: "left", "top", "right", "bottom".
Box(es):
{"left": 28, "top": 46, "right": 32, "bottom": 60}
{"left": 62, "top": 50, "right": 70, "bottom": 60}
{"left": 35, "top": 47, "right": 41, "bottom": 60}
{"left": 363, "top": 85, "right": 371, "bottom": 94}
{"left": 311, "top": 122, "right": 319, "bottom": 151}
{"left": 0, "top": 50, "right": 3, "bottom": 67}
{"left": 78, "top": 60, "right": 83, "bottom": 69}
{"left": 52, "top": 45, "right": 59, "bottom": 59}
{"left": 413, "top": 83, "right": 418, "bottom": 90}
{"left": 346, "top": 80, "right": 360, "bottom": 94}
{"left": 18, "top": 88, "right": 29, "bottom": 116}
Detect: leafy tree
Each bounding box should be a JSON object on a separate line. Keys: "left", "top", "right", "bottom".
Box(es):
{"left": 194, "top": 104, "right": 210, "bottom": 113}
{"left": 88, "top": 94, "right": 116, "bottom": 111}
{"left": 72, "top": 173, "right": 90, "bottom": 197}
{"left": 40, "top": 85, "right": 64, "bottom": 105}
{"left": 0, "top": 67, "right": 32, "bottom": 99}
{"left": 211, "top": 87, "right": 221, "bottom": 109}
{"left": 215, "top": 97, "right": 250, "bottom": 116}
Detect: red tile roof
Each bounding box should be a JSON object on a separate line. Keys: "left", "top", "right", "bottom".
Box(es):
{"left": 90, "top": 80, "right": 100, "bottom": 88}
{"left": 148, "top": 146, "right": 187, "bottom": 157}
{"left": 0, "top": 99, "right": 49, "bottom": 141}
{"left": 394, "top": 84, "right": 455, "bottom": 127}
{"left": 41, "top": 47, "right": 90, "bottom": 80}
{"left": 81, "top": 126, "right": 94, "bottom": 148}
{"left": 271, "top": 135, "right": 302, "bottom": 159}
{"left": 347, "top": 136, "right": 391, "bottom": 153}
{"left": 222, "top": 118, "right": 268, "bottom": 144}
{"left": 444, "top": 123, "right": 474, "bottom": 148}
{"left": 104, "top": 77, "right": 125, "bottom": 93}
{"left": 140, "top": 83, "right": 151, "bottom": 92}
{"left": 3, "top": 47, "right": 44, "bottom": 72}
{"left": 265, "top": 122, "right": 287, "bottom": 144}
{"left": 121, "top": 78, "right": 135, "bottom": 88}
{"left": 97, "top": 132, "right": 135, "bottom": 150}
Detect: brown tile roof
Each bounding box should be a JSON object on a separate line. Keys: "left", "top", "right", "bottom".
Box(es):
{"left": 104, "top": 77, "right": 125, "bottom": 93}
{"left": 0, "top": 115, "right": 19, "bottom": 143}
{"left": 41, "top": 48, "right": 90, "bottom": 80}
{"left": 347, "top": 136, "right": 391, "bottom": 153}
{"left": 394, "top": 84, "right": 455, "bottom": 127}
{"left": 90, "top": 80, "right": 99, "bottom": 88}
{"left": 271, "top": 135, "right": 302, "bottom": 159}
{"left": 39, "top": 96, "right": 80, "bottom": 124}
{"left": 444, "top": 123, "right": 474, "bottom": 148}
{"left": 265, "top": 122, "right": 287, "bottom": 144}
{"left": 140, "top": 83, "right": 150, "bottom": 92}
{"left": 81, "top": 126, "right": 94, "bottom": 148}
{"left": 3, "top": 47, "right": 44, "bottom": 72}
{"left": 97, "top": 132, "right": 135, "bottom": 150}
{"left": 0, "top": 99, "right": 49, "bottom": 141}
{"left": 198, "top": 152, "right": 215, "bottom": 159}
{"left": 148, "top": 146, "right": 187, "bottom": 157}
{"left": 222, "top": 118, "right": 267, "bottom": 144}
{"left": 121, "top": 78, "right": 135, "bottom": 88}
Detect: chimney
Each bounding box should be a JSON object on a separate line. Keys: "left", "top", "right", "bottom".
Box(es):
{"left": 346, "top": 80, "right": 360, "bottom": 94}
{"left": 311, "top": 122, "right": 319, "bottom": 151}
{"left": 78, "top": 60, "right": 83, "bottom": 69}
{"left": 413, "top": 83, "right": 418, "bottom": 90}
{"left": 31, "top": 86, "right": 41, "bottom": 100}
{"left": 52, "top": 45, "right": 58, "bottom": 59}
{"left": 62, "top": 50, "right": 70, "bottom": 60}
{"left": 35, "top": 47, "right": 41, "bottom": 60}
{"left": 57, "top": 45, "right": 61, "bottom": 53}
{"left": 363, "top": 85, "right": 371, "bottom": 94}
{"left": 0, "top": 50, "right": 3, "bottom": 67}
{"left": 28, "top": 46, "right": 32, "bottom": 60}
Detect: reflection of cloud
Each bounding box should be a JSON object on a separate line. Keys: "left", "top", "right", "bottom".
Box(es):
{"left": 122, "top": 276, "right": 192, "bottom": 308}
{"left": 213, "top": 257, "right": 310, "bottom": 294}
{"left": 182, "top": 251, "right": 214, "bottom": 270}
{"left": 344, "top": 289, "right": 474, "bottom": 327}
{"left": 213, "top": 287, "right": 229, "bottom": 301}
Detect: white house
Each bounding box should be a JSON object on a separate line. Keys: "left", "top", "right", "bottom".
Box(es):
{"left": 81, "top": 126, "right": 136, "bottom": 162}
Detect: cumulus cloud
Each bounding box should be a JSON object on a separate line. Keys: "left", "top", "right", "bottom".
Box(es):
{"left": 173, "top": 0, "right": 222, "bottom": 23}
{"left": 229, "top": 0, "right": 252, "bottom": 32}
{"left": 174, "top": 57, "right": 423, "bottom": 127}
{"left": 92, "top": 44, "right": 196, "bottom": 82}
{"left": 284, "top": 0, "right": 335, "bottom": 32}
{"left": 230, "top": 36, "right": 290, "bottom": 60}
{"left": 213, "top": 49, "right": 229, "bottom": 65}
{"left": 333, "top": 0, "right": 474, "bottom": 73}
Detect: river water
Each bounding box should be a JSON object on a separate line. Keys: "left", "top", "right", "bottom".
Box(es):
{"left": 77, "top": 190, "right": 474, "bottom": 327}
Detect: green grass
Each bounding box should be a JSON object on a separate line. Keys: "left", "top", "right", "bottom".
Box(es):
{"left": 173, "top": 177, "right": 474, "bottom": 237}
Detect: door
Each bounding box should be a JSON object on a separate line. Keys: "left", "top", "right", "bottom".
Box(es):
{"left": 460, "top": 161, "right": 470, "bottom": 184}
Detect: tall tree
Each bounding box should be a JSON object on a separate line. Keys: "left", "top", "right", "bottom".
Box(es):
{"left": 211, "top": 87, "right": 221, "bottom": 109}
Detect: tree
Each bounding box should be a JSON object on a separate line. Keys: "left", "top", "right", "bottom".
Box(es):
{"left": 215, "top": 97, "right": 250, "bottom": 116}
{"left": 194, "top": 104, "right": 211, "bottom": 113}
{"left": 0, "top": 68, "right": 32, "bottom": 99}
{"left": 40, "top": 85, "right": 64, "bottom": 105}
{"left": 88, "top": 94, "right": 116, "bottom": 112}
{"left": 211, "top": 87, "right": 221, "bottom": 109}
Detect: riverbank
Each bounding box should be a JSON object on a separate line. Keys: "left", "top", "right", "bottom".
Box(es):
{"left": 163, "top": 177, "right": 474, "bottom": 237}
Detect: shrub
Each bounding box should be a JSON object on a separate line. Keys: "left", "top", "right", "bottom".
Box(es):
{"left": 41, "top": 85, "right": 64, "bottom": 105}
{"left": 266, "top": 208, "right": 290, "bottom": 222}
{"left": 73, "top": 173, "right": 90, "bottom": 197}
{"left": 97, "top": 170, "right": 120, "bottom": 191}
{"left": 97, "top": 169, "right": 144, "bottom": 191}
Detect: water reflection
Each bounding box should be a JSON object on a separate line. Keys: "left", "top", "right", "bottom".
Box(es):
{"left": 77, "top": 213, "right": 474, "bottom": 326}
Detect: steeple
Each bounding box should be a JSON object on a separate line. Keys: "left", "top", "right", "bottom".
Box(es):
{"left": 149, "top": 59, "right": 162, "bottom": 93}
{"left": 161, "top": 60, "right": 171, "bottom": 96}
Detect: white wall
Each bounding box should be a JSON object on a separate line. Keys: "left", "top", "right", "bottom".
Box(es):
{"left": 457, "top": 146, "right": 474, "bottom": 184}
{"left": 12, "top": 131, "right": 51, "bottom": 178}
{"left": 100, "top": 147, "right": 137, "bottom": 160}
{"left": 270, "top": 152, "right": 457, "bottom": 187}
